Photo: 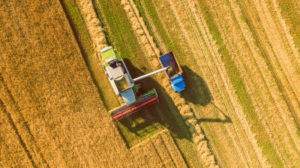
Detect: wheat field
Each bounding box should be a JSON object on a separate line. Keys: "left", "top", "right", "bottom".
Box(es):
{"left": 1, "top": 0, "right": 299, "bottom": 167}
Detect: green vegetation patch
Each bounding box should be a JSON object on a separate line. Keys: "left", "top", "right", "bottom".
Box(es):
{"left": 197, "top": 0, "right": 284, "bottom": 167}
{"left": 278, "top": 0, "right": 300, "bottom": 50}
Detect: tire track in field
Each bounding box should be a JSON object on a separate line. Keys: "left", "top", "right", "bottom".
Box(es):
{"left": 130, "top": 130, "right": 187, "bottom": 168}
{"left": 0, "top": 75, "right": 50, "bottom": 168}
{"left": 206, "top": 0, "right": 300, "bottom": 166}
{"left": 0, "top": 99, "right": 36, "bottom": 168}
{"left": 160, "top": 131, "right": 188, "bottom": 168}
{"left": 121, "top": 0, "right": 219, "bottom": 167}
{"left": 151, "top": 132, "right": 179, "bottom": 168}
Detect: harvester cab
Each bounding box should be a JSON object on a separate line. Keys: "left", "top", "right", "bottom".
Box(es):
{"left": 100, "top": 46, "right": 185, "bottom": 121}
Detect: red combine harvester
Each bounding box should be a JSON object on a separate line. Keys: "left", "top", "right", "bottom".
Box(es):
{"left": 100, "top": 46, "right": 185, "bottom": 121}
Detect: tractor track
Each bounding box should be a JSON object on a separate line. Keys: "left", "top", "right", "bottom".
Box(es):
{"left": 0, "top": 99, "right": 36, "bottom": 168}
{"left": 130, "top": 130, "right": 187, "bottom": 168}
{"left": 0, "top": 76, "right": 50, "bottom": 168}
{"left": 121, "top": 0, "right": 219, "bottom": 167}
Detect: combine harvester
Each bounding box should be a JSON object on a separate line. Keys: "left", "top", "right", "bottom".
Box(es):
{"left": 100, "top": 46, "right": 185, "bottom": 121}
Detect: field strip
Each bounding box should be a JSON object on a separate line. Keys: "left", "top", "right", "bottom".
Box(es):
{"left": 266, "top": 0, "right": 300, "bottom": 123}
{"left": 267, "top": 0, "right": 300, "bottom": 124}
{"left": 213, "top": 0, "right": 290, "bottom": 161}
{"left": 174, "top": 0, "right": 270, "bottom": 166}
{"left": 0, "top": 99, "right": 34, "bottom": 168}
{"left": 228, "top": 0, "right": 300, "bottom": 154}
{"left": 151, "top": 132, "right": 179, "bottom": 168}
{"left": 238, "top": 0, "right": 300, "bottom": 157}
{"left": 252, "top": 0, "right": 300, "bottom": 102}
{"left": 183, "top": 0, "right": 270, "bottom": 166}
{"left": 0, "top": 76, "right": 50, "bottom": 167}
{"left": 237, "top": 0, "right": 300, "bottom": 132}
{"left": 255, "top": 0, "right": 300, "bottom": 112}
{"left": 160, "top": 131, "right": 189, "bottom": 168}
{"left": 121, "top": 0, "right": 219, "bottom": 167}
{"left": 130, "top": 129, "right": 187, "bottom": 168}
{"left": 202, "top": 0, "right": 288, "bottom": 166}
{"left": 230, "top": 0, "right": 300, "bottom": 154}
{"left": 271, "top": 0, "right": 300, "bottom": 67}
{"left": 206, "top": 0, "right": 300, "bottom": 166}
{"left": 167, "top": 0, "right": 249, "bottom": 166}
{"left": 129, "top": 129, "right": 184, "bottom": 168}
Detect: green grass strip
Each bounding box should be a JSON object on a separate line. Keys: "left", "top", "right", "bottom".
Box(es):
{"left": 278, "top": 0, "right": 300, "bottom": 50}
{"left": 198, "top": 0, "right": 283, "bottom": 167}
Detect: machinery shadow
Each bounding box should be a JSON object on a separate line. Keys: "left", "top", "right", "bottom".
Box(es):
{"left": 181, "top": 66, "right": 212, "bottom": 106}
{"left": 181, "top": 66, "right": 231, "bottom": 124}
{"left": 118, "top": 59, "right": 191, "bottom": 142}
{"left": 197, "top": 103, "right": 232, "bottom": 123}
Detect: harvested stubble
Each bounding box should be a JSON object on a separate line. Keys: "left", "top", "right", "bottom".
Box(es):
{"left": 0, "top": 99, "right": 34, "bottom": 168}
{"left": 121, "top": 0, "right": 219, "bottom": 167}
{"left": 200, "top": 0, "right": 300, "bottom": 166}
{"left": 130, "top": 129, "right": 187, "bottom": 168}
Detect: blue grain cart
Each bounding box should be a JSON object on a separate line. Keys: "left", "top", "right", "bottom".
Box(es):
{"left": 159, "top": 52, "right": 186, "bottom": 92}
